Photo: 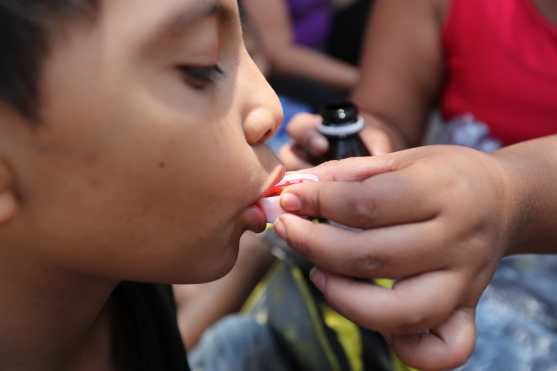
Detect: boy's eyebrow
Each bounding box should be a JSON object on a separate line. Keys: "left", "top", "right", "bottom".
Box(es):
{"left": 149, "top": 0, "right": 226, "bottom": 40}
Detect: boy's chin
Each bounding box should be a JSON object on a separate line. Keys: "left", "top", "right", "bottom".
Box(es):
{"left": 198, "top": 259, "right": 237, "bottom": 283}
{"left": 176, "top": 247, "right": 240, "bottom": 284}
{"left": 149, "top": 263, "right": 236, "bottom": 286}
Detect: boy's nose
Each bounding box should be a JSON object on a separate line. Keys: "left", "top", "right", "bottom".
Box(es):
{"left": 243, "top": 106, "right": 281, "bottom": 145}
{"left": 241, "top": 48, "right": 283, "bottom": 146}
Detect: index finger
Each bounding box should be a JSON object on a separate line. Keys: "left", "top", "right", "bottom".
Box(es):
{"left": 294, "top": 155, "right": 399, "bottom": 183}
{"left": 281, "top": 164, "right": 438, "bottom": 228}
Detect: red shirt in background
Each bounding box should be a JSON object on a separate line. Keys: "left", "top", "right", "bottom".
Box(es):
{"left": 441, "top": 0, "right": 557, "bottom": 146}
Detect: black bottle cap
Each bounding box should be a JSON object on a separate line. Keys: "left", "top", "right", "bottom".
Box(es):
{"left": 320, "top": 101, "right": 359, "bottom": 126}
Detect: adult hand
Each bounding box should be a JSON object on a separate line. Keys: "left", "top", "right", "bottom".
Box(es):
{"left": 273, "top": 145, "right": 515, "bottom": 370}
{"left": 278, "top": 112, "right": 405, "bottom": 170}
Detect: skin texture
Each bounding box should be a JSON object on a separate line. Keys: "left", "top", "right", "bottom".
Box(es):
{"left": 278, "top": 0, "right": 557, "bottom": 369}
{"left": 0, "top": 1, "right": 284, "bottom": 370}
{"left": 242, "top": 0, "right": 359, "bottom": 90}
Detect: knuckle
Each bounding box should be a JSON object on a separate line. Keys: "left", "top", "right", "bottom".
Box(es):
{"left": 350, "top": 193, "right": 378, "bottom": 226}
{"left": 382, "top": 156, "right": 400, "bottom": 172}
{"left": 356, "top": 258, "right": 384, "bottom": 278}
{"left": 355, "top": 249, "right": 385, "bottom": 277}
{"left": 310, "top": 183, "right": 325, "bottom": 217}
{"left": 396, "top": 311, "right": 429, "bottom": 332}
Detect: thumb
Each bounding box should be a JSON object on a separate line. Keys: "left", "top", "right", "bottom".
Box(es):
{"left": 360, "top": 126, "right": 394, "bottom": 155}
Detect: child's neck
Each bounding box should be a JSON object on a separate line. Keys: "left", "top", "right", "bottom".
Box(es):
{"left": 0, "top": 254, "right": 118, "bottom": 371}
{"left": 533, "top": 0, "right": 557, "bottom": 26}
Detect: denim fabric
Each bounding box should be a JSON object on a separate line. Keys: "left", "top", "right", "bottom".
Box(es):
{"left": 189, "top": 315, "right": 291, "bottom": 371}
{"left": 457, "top": 256, "right": 557, "bottom": 371}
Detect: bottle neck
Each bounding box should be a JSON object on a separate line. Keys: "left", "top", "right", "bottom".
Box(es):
{"left": 317, "top": 117, "right": 364, "bottom": 137}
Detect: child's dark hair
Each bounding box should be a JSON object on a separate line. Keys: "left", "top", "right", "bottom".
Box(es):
{"left": 0, "top": 1, "right": 96, "bottom": 119}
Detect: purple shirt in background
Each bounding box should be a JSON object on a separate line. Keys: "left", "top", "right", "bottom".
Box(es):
{"left": 286, "top": 0, "right": 332, "bottom": 49}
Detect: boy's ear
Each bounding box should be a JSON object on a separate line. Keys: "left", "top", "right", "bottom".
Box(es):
{"left": 0, "top": 161, "right": 17, "bottom": 224}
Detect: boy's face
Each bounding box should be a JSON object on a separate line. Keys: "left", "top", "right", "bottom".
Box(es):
{"left": 7, "top": 0, "right": 283, "bottom": 283}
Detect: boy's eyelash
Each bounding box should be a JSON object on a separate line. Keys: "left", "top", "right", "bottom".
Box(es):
{"left": 178, "top": 65, "right": 224, "bottom": 89}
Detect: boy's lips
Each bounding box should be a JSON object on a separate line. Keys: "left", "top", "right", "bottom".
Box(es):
{"left": 262, "top": 173, "right": 320, "bottom": 197}
{"left": 241, "top": 165, "right": 286, "bottom": 233}
{"left": 241, "top": 205, "right": 268, "bottom": 233}
{"left": 256, "top": 172, "right": 320, "bottom": 224}
{"left": 243, "top": 167, "right": 321, "bottom": 231}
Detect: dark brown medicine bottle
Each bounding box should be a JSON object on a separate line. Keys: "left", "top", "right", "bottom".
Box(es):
{"left": 311, "top": 101, "right": 371, "bottom": 165}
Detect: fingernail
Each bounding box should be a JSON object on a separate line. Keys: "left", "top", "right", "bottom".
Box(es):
{"left": 310, "top": 268, "right": 326, "bottom": 291}
{"left": 310, "top": 136, "right": 328, "bottom": 153}
{"left": 273, "top": 217, "right": 287, "bottom": 239}
{"left": 281, "top": 192, "right": 302, "bottom": 212}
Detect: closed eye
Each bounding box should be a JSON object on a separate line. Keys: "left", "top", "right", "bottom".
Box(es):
{"left": 178, "top": 65, "right": 224, "bottom": 90}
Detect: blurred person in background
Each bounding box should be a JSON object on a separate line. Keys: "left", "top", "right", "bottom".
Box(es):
{"left": 243, "top": 0, "right": 373, "bottom": 151}
{"left": 242, "top": 0, "right": 362, "bottom": 108}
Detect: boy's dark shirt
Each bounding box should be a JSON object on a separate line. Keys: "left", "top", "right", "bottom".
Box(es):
{"left": 110, "top": 282, "right": 191, "bottom": 371}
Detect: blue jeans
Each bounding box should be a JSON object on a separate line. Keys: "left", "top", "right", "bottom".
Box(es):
{"left": 189, "top": 315, "right": 291, "bottom": 371}
{"left": 457, "top": 255, "right": 557, "bottom": 371}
